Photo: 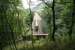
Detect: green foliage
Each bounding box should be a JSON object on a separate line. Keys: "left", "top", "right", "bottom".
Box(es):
{"left": 0, "top": 0, "right": 22, "bottom": 49}
{"left": 0, "top": 0, "right": 75, "bottom": 50}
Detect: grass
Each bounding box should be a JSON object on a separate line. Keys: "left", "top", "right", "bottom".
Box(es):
{"left": 3, "top": 35, "right": 75, "bottom": 50}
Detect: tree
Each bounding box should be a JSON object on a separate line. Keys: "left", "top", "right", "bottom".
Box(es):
{"left": 51, "top": 0, "right": 56, "bottom": 41}
{"left": 68, "top": 0, "right": 75, "bottom": 40}
{"left": 41, "top": 0, "right": 56, "bottom": 41}
{"left": 0, "top": 0, "right": 21, "bottom": 50}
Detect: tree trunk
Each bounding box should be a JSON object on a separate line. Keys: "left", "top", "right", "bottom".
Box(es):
{"left": 52, "top": 0, "right": 56, "bottom": 41}
{"left": 68, "top": 0, "right": 75, "bottom": 40}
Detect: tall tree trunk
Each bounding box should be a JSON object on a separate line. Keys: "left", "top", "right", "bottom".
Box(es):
{"left": 28, "top": 0, "right": 34, "bottom": 49}
{"left": 52, "top": 0, "right": 56, "bottom": 41}
{"left": 41, "top": 0, "right": 56, "bottom": 41}
{"left": 68, "top": 0, "right": 75, "bottom": 40}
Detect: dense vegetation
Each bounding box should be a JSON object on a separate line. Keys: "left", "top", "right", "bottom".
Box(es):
{"left": 0, "top": 0, "right": 75, "bottom": 50}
